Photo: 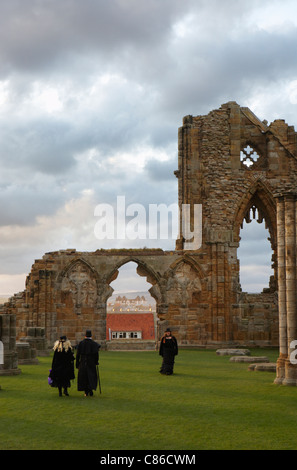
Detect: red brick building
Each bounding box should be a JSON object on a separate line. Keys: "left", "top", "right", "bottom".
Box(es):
{"left": 106, "top": 313, "right": 155, "bottom": 341}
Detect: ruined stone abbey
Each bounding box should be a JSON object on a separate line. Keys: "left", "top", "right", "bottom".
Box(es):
{"left": 1, "top": 101, "right": 297, "bottom": 385}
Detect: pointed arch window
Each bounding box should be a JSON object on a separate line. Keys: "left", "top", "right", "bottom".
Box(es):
{"left": 107, "top": 261, "right": 156, "bottom": 341}
{"left": 238, "top": 203, "right": 274, "bottom": 293}
{"left": 241, "top": 204, "right": 265, "bottom": 227}
{"left": 240, "top": 145, "right": 260, "bottom": 168}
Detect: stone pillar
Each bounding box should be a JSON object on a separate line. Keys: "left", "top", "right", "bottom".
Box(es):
{"left": 95, "top": 304, "right": 107, "bottom": 350}
{"left": 274, "top": 196, "right": 287, "bottom": 383}
{"left": 275, "top": 194, "right": 297, "bottom": 385}
{"left": 283, "top": 195, "right": 297, "bottom": 385}
{"left": 0, "top": 314, "right": 21, "bottom": 376}
{"left": 210, "top": 244, "right": 217, "bottom": 342}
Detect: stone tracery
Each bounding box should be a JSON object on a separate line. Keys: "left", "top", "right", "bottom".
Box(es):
{"left": 61, "top": 260, "right": 98, "bottom": 312}
{"left": 240, "top": 144, "right": 261, "bottom": 168}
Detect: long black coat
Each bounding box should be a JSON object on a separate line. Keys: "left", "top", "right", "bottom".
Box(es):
{"left": 76, "top": 338, "right": 100, "bottom": 391}
{"left": 50, "top": 342, "right": 75, "bottom": 388}
{"left": 159, "top": 335, "right": 178, "bottom": 375}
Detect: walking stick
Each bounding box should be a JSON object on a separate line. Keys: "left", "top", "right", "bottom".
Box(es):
{"left": 97, "top": 364, "right": 102, "bottom": 394}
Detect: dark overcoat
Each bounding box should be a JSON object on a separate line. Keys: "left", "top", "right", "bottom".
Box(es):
{"left": 76, "top": 338, "right": 100, "bottom": 391}
{"left": 159, "top": 335, "right": 178, "bottom": 375}
{"left": 50, "top": 342, "right": 75, "bottom": 388}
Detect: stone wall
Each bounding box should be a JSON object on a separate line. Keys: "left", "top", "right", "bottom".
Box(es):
{"left": 232, "top": 291, "right": 279, "bottom": 346}
{"left": 0, "top": 314, "right": 21, "bottom": 375}
{"left": 9, "top": 248, "right": 207, "bottom": 348}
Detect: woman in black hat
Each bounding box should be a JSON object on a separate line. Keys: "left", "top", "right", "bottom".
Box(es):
{"left": 159, "top": 328, "right": 178, "bottom": 375}
{"left": 76, "top": 330, "right": 100, "bottom": 396}
{"left": 49, "top": 335, "right": 75, "bottom": 396}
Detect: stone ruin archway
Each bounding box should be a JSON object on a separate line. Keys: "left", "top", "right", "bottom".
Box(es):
{"left": 54, "top": 257, "right": 111, "bottom": 345}
{"left": 234, "top": 179, "right": 277, "bottom": 291}
{"left": 10, "top": 248, "right": 207, "bottom": 349}
{"left": 103, "top": 256, "right": 204, "bottom": 344}
{"left": 106, "top": 257, "right": 162, "bottom": 303}
{"left": 105, "top": 259, "right": 159, "bottom": 349}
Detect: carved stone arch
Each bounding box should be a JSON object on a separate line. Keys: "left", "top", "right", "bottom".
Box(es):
{"left": 57, "top": 257, "right": 101, "bottom": 285}
{"left": 51, "top": 257, "right": 107, "bottom": 344}
{"left": 57, "top": 257, "right": 100, "bottom": 311}
{"left": 233, "top": 179, "right": 277, "bottom": 290}
{"left": 234, "top": 179, "right": 277, "bottom": 247}
{"left": 106, "top": 256, "right": 160, "bottom": 285}
{"left": 105, "top": 256, "right": 162, "bottom": 304}
{"left": 165, "top": 258, "right": 203, "bottom": 308}
{"left": 169, "top": 255, "right": 205, "bottom": 280}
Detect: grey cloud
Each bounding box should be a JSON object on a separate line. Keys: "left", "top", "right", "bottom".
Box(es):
{"left": 155, "top": 26, "right": 297, "bottom": 121}
{"left": 0, "top": 118, "right": 77, "bottom": 175}
{"left": 145, "top": 157, "right": 177, "bottom": 182}
{"left": 0, "top": 0, "right": 268, "bottom": 82}
{"left": 0, "top": 180, "right": 67, "bottom": 226}
{"left": 0, "top": 0, "right": 189, "bottom": 75}
{"left": 0, "top": 0, "right": 296, "bottom": 293}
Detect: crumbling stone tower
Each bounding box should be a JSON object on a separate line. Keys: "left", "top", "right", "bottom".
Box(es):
{"left": 175, "top": 101, "right": 297, "bottom": 385}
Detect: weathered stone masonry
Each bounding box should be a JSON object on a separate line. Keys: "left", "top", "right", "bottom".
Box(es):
{"left": 7, "top": 249, "right": 205, "bottom": 349}
{"left": 1, "top": 101, "right": 297, "bottom": 384}
{"left": 175, "top": 101, "right": 297, "bottom": 384}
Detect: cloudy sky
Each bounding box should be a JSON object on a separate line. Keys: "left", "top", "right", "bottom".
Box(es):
{"left": 0, "top": 0, "right": 297, "bottom": 296}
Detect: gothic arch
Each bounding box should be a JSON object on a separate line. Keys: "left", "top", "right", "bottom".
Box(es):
{"left": 233, "top": 179, "right": 277, "bottom": 290}
{"left": 169, "top": 255, "right": 205, "bottom": 280}
{"left": 104, "top": 257, "right": 164, "bottom": 344}
{"left": 106, "top": 257, "right": 161, "bottom": 288}
{"left": 55, "top": 257, "right": 101, "bottom": 312}
{"left": 158, "top": 257, "right": 203, "bottom": 312}
{"left": 104, "top": 257, "right": 163, "bottom": 312}
{"left": 57, "top": 257, "right": 101, "bottom": 286}
{"left": 233, "top": 179, "right": 277, "bottom": 249}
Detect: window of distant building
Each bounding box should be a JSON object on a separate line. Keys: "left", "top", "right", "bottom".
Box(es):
{"left": 111, "top": 331, "right": 142, "bottom": 339}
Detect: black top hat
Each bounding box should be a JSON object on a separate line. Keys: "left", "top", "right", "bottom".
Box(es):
{"left": 165, "top": 328, "right": 171, "bottom": 332}
{"left": 85, "top": 330, "right": 92, "bottom": 337}
{"left": 60, "top": 335, "right": 66, "bottom": 341}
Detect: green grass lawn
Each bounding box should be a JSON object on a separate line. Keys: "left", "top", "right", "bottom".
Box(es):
{"left": 0, "top": 348, "right": 297, "bottom": 450}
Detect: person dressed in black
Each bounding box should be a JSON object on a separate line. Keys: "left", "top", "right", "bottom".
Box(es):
{"left": 159, "top": 328, "right": 178, "bottom": 375}
{"left": 76, "top": 330, "right": 100, "bottom": 396}
{"left": 49, "top": 335, "right": 75, "bottom": 396}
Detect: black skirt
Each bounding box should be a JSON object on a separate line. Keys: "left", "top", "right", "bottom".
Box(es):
{"left": 160, "top": 349, "right": 176, "bottom": 375}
